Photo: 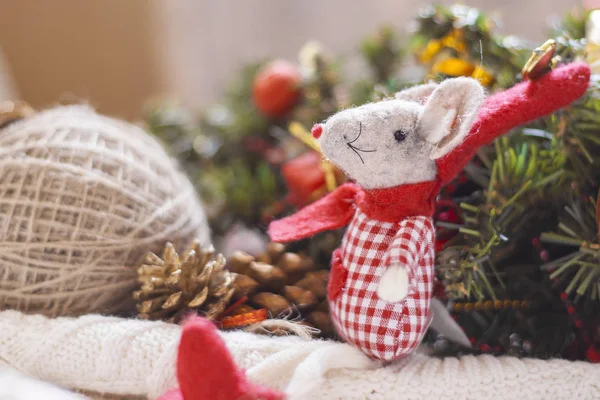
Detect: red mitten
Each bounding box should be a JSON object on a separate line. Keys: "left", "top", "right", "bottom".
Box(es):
{"left": 159, "top": 317, "right": 285, "bottom": 400}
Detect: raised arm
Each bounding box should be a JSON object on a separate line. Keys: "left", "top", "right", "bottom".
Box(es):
{"left": 436, "top": 62, "right": 591, "bottom": 184}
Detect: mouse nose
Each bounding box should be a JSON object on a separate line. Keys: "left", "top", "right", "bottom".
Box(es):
{"left": 311, "top": 123, "right": 323, "bottom": 139}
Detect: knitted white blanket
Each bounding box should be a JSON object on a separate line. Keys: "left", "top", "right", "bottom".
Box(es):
{"left": 0, "top": 310, "right": 598, "bottom": 400}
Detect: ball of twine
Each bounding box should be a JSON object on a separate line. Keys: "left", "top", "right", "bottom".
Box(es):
{"left": 0, "top": 105, "right": 210, "bottom": 317}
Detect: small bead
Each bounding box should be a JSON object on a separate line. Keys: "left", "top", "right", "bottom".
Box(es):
{"left": 438, "top": 211, "right": 450, "bottom": 221}
{"left": 560, "top": 292, "right": 567, "bottom": 301}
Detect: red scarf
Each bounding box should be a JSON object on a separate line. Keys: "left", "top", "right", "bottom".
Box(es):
{"left": 268, "top": 181, "right": 438, "bottom": 242}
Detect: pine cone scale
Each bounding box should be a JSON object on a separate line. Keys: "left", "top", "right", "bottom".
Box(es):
{"left": 135, "top": 239, "right": 234, "bottom": 323}
{"left": 228, "top": 245, "right": 335, "bottom": 337}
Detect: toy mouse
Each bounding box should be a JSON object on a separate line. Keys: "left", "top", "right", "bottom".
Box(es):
{"left": 269, "top": 62, "right": 591, "bottom": 361}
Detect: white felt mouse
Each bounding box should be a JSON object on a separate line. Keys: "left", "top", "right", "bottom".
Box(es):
{"left": 269, "top": 62, "right": 590, "bottom": 361}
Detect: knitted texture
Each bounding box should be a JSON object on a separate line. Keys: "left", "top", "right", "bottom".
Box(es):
{"left": 0, "top": 106, "right": 210, "bottom": 317}
{"left": 0, "top": 365, "right": 86, "bottom": 400}
{"left": 0, "top": 310, "right": 599, "bottom": 400}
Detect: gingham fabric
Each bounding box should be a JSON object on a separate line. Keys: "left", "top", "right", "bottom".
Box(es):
{"left": 328, "top": 210, "right": 435, "bottom": 361}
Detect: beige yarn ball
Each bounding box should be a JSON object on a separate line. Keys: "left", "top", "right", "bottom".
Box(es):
{"left": 0, "top": 106, "right": 210, "bottom": 317}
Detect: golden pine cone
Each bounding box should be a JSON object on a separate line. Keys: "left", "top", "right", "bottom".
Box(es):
{"left": 134, "top": 240, "right": 234, "bottom": 322}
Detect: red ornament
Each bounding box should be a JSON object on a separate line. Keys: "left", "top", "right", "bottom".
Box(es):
{"left": 587, "top": 346, "right": 600, "bottom": 363}
{"left": 282, "top": 151, "right": 326, "bottom": 206}
{"left": 252, "top": 60, "right": 302, "bottom": 118}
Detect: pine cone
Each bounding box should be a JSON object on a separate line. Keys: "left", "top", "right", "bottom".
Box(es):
{"left": 229, "top": 242, "right": 336, "bottom": 337}
{"left": 135, "top": 240, "right": 235, "bottom": 322}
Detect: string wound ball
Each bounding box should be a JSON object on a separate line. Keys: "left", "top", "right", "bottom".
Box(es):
{"left": 0, "top": 105, "right": 210, "bottom": 317}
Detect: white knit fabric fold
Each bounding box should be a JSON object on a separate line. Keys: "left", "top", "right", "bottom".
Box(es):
{"left": 0, "top": 364, "right": 86, "bottom": 400}
{"left": 0, "top": 310, "right": 599, "bottom": 400}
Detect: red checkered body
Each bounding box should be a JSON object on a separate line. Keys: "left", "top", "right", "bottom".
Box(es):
{"left": 328, "top": 209, "right": 435, "bottom": 361}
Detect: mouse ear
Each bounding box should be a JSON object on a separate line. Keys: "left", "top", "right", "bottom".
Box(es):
{"left": 394, "top": 82, "right": 438, "bottom": 104}
{"left": 418, "top": 77, "right": 484, "bottom": 159}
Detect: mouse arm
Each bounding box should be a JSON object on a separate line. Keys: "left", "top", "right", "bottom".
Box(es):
{"left": 376, "top": 217, "right": 434, "bottom": 304}
{"left": 436, "top": 62, "right": 591, "bottom": 184}
{"left": 268, "top": 182, "right": 359, "bottom": 243}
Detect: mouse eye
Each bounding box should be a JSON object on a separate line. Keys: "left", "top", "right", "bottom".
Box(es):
{"left": 394, "top": 130, "right": 407, "bottom": 143}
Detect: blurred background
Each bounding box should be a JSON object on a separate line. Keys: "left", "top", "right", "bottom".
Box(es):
{"left": 0, "top": 0, "right": 578, "bottom": 120}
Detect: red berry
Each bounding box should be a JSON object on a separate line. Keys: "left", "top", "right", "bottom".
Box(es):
{"left": 469, "top": 337, "right": 476, "bottom": 345}
{"left": 438, "top": 211, "right": 450, "bottom": 221}
{"left": 282, "top": 151, "right": 326, "bottom": 206}
{"left": 587, "top": 346, "right": 600, "bottom": 363}
{"left": 575, "top": 320, "right": 583, "bottom": 328}
{"left": 532, "top": 237, "right": 540, "bottom": 246}
{"left": 567, "top": 306, "right": 576, "bottom": 315}
{"left": 253, "top": 60, "right": 302, "bottom": 118}
{"left": 540, "top": 250, "right": 550, "bottom": 262}
{"left": 560, "top": 292, "right": 567, "bottom": 301}
{"left": 479, "top": 343, "right": 491, "bottom": 352}
{"left": 446, "top": 208, "right": 460, "bottom": 223}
